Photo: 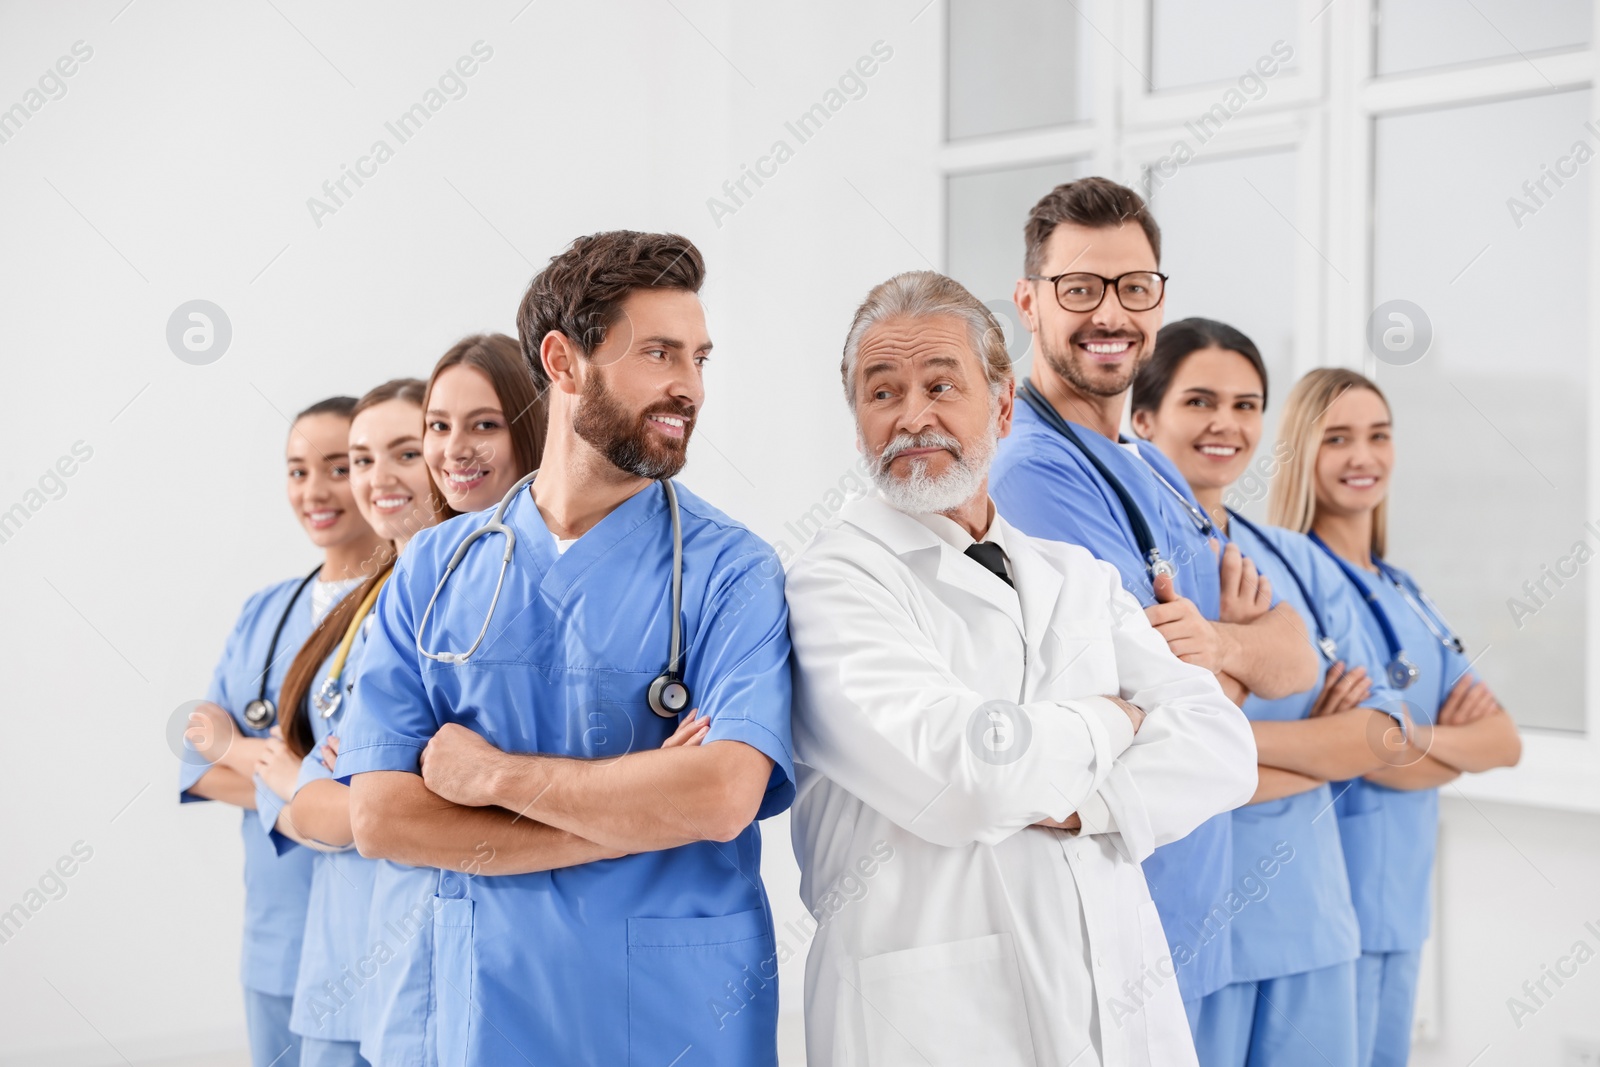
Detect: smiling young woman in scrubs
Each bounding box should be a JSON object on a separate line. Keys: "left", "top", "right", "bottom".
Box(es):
{"left": 347, "top": 344, "right": 544, "bottom": 1065}
{"left": 1270, "top": 367, "right": 1522, "bottom": 1067}
{"left": 1130, "top": 320, "right": 1420, "bottom": 1066}
{"left": 180, "top": 396, "right": 385, "bottom": 1067}
{"left": 422, "top": 333, "right": 547, "bottom": 516}
{"left": 248, "top": 379, "right": 444, "bottom": 1067}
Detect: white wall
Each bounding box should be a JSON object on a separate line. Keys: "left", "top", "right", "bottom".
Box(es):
{"left": 1414, "top": 799, "right": 1600, "bottom": 1067}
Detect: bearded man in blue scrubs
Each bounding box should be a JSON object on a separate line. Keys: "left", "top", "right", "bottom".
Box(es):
{"left": 340, "top": 231, "right": 794, "bottom": 1066}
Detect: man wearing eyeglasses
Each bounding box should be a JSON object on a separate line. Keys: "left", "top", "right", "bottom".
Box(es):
{"left": 990, "top": 177, "right": 1318, "bottom": 1041}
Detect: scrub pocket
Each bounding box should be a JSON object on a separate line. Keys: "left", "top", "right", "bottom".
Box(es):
{"left": 627, "top": 908, "right": 777, "bottom": 1067}
{"left": 430, "top": 898, "right": 473, "bottom": 1067}
{"left": 856, "top": 932, "right": 1036, "bottom": 1067}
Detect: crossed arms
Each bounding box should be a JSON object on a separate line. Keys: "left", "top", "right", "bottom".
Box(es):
{"left": 349, "top": 712, "right": 775, "bottom": 875}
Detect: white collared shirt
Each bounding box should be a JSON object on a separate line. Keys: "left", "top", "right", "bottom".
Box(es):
{"left": 911, "top": 507, "right": 1014, "bottom": 584}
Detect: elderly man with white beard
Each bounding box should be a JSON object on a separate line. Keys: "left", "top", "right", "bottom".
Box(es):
{"left": 784, "top": 270, "right": 1257, "bottom": 1067}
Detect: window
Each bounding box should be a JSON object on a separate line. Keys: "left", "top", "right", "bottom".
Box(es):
{"left": 946, "top": 158, "right": 1086, "bottom": 365}
{"left": 1147, "top": 147, "right": 1300, "bottom": 488}
{"left": 1149, "top": 0, "right": 1299, "bottom": 91}
{"left": 1371, "top": 89, "right": 1590, "bottom": 733}
{"left": 1375, "top": 0, "right": 1589, "bottom": 75}
{"left": 940, "top": 0, "right": 1600, "bottom": 806}
{"left": 945, "top": 0, "right": 1092, "bottom": 140}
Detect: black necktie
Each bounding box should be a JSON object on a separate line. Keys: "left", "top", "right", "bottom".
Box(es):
{"left": 964, "top": 541, "right": 1014, "bottom": 588}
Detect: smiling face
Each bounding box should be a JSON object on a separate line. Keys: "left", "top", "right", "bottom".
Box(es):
{"left": 1132, "top": 346, "right": 1265, "bottom": 497}
{"left": 1314, "top": 386, "right": 1393, "bottom": 520}
{"left": 568, "top": 287, "right": 709, "bottom": 480}
{"left": 349, "top": 397, "right": 444, "bottom": 549}
{"left": 285, "top": 412, "right": 375, "bottom": 549}
{"left": 423, "top": 364, "right": 519, "bottom": 512}
{"left": 853, "top": 313, "right": 1013, "bottom": 514}
{"left": 1018, "top": 220, "right": 1165, "bottom": 399}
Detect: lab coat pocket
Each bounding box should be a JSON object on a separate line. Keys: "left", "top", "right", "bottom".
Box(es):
{"left": 627, "top": 908, "right": 777, "bottom": 1067}
{"left": 431, "top": 897, "right": 474, "bottom": 1067}
{"left": 856, "top": 932, "right": 1036, "bottom": 1067}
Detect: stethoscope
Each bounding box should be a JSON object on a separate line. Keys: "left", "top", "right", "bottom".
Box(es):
{"left": 242, "top": 566, "right": 322, "bottom": 730}
{"left": 1225, "top": 509, "right": 1338, "bottom": 662}
{"left": 1018, "top": 380, "right": 1178, "bottom": 584}
{"left": 1308, "top": 531, "right": 1464, "bottom": 689}
{"left": 312, "top": 574, "right": 390, "bottom": 718}
{"left": 416, "top": 471, "right": 692, "bottom": 718}
{"left": 1141, "top": 448, "right": 1217, "bottom": 539}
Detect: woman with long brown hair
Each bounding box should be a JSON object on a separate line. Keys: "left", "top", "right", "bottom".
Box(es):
{"left": 422, "top": 333, "right": 547, "bottom": 515}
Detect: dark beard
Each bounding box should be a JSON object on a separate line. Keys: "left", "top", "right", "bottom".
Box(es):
{"left": 1037, "top": 330, "right": 1147, "bottom": 398}
{"left": 572, "top": 371, "right": 694, "bottom": 479}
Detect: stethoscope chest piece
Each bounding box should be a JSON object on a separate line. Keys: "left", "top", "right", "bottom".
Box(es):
{"left": 313, "top": 678, "right": 343, "bottom": 718}
{"left": 648, "top": 673, "right": 691, "bottom": 719}
{"left": 243, "top": 699, "right": 275, "bottom": 730}
{"left": 1388, "top": 653, "right": 1419, "bottom": 691}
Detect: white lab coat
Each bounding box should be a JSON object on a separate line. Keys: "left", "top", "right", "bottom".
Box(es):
{"left": 786, "top": 494, "right": 1257, "bottom": 1067}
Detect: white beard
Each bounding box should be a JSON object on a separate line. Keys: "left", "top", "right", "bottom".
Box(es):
{"left": 871, "top": 403, "right": 999, "bottom": 516}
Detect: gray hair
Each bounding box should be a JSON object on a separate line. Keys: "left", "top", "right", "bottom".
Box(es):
{"left": 839, "top": 270, "right": 1013, "bottom": 404}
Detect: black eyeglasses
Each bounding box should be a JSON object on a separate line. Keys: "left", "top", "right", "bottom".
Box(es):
{"left": 1026, "top": 271, "right": 1168, "bottom": 313}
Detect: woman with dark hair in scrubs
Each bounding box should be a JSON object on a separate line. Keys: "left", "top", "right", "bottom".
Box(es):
{"left": 180, "top": 396, "right": 385, "bottom": 1067}
{"left": 1268, "top": 367, "right": 1520, "bottom": 1067}
{"left": 1130, "top": 320, "right": 1413, "bottom": 1065}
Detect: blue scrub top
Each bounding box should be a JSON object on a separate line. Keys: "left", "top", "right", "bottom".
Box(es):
{"left": 337, "top": 480, "right": 796, "bottom": 1066}
{"left": 178, "top": 576, "right": 318, "bottom": 998}
{"left": 993, "top": 403, "right": 1257, "bottom": 1003}
{"left": 1224, "top": 520, "right": 1408, "bottom": 983}
{"left": 256, "top": 612, "right": 382, "bottom": 1043}
{"left": 1331, "top": 559, "right": 1472, "bottom": 954}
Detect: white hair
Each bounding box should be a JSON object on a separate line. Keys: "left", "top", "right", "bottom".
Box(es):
{"left": 840, "top": 270, "right": 1012, "bottom": 404}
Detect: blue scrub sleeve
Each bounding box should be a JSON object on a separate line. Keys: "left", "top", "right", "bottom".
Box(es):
{"left": 991, "top": 448, "right": 1157, "bottom": 607}
{"left": 254, "top": 773, "right": 298, "bottom": 854}
{"left": 178, "top": 588, "right": 263, "bottom": 800}
{"left": 334, "top": 563, "right": 436, "bottom": 780}
{"left": 692, "top": 548, "right": 796, "bottom": 820}
{"left": 296, "top": 741, "right": 337, "bottom": 790}
{"left": 256, "top": 739, "right": 345, "bottom": 855}
{"left": 285, "top": 742, "right": 358, "bottom": 854}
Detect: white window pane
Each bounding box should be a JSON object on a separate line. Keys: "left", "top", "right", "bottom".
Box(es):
{"left": 1376, "top": 0, "right": 1589, "bottom": 76}
{"left": 946, "top": 159, "right": 1086, "bottom": 358}
{"left": 947, "top": 0, "right": 1091, "bottom": 140}
{"left": 1372, "top": 89, "right": 1589, "bottom": 734}
{"left": 1150, "top": 0, "right": 1298, "bottom": 92}
{"left": 1147, "top": 148, "right": 1299, "bottom": 513}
